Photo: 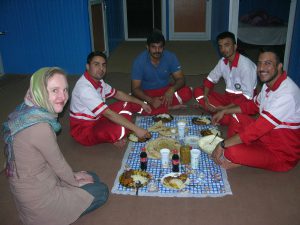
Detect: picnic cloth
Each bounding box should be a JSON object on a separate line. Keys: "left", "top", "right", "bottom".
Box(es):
{"left": 111, "top": 115, "right": 232, "bottom": 197}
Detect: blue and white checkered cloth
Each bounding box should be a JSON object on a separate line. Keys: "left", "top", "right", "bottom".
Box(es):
{"left": 111, "top": 115, "right": 232, "bottom": 197}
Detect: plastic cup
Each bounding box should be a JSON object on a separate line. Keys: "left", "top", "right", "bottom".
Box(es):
{"left": 160, "top": 148, "right": 170, "bottom": 168}
{"left": 177, "top": 121, "right": 186, "bottom": 139}
{"left": 190, "top": 149, "right": 201, "bottom": 169}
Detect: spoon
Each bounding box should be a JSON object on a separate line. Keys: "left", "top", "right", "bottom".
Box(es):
{"left": 135, "top": 181, "right": 142, "bottom": 196}
{"left": 209, "top": 133, "right": 218, "bottom": 144}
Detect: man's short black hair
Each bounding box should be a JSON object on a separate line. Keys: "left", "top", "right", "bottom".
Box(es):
{"left": 147, "top": 29, "right": 165, "bottom": 46}
{"left": 259, "top": 47, "right": 282, "bottom": 64}
{"left": 87, "top": 51, "right": 107, "bottom": 64}
{"left": 217, "top": 31, "right": 236, "bottom": 44}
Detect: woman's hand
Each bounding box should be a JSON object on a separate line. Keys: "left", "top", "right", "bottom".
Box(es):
{"left": 74, "top": 171, "right": 94, "bottom": 187}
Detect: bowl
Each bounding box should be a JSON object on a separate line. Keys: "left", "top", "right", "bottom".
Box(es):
{"left": 184, "top": 135, "right": 200, "bottom": 149}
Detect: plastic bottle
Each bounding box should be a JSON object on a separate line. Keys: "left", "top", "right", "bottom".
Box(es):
{"left": 172, "top": 149, "right": 180, "bottom": 172}
{"left": 140, "top": 148, "right": 148, "bottom": 171}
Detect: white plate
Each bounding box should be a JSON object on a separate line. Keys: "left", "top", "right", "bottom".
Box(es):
{"left": 161, "top": 172, "right": 190, "bottom": 190}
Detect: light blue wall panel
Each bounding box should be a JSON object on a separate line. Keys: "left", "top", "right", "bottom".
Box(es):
{"left": 0, "top": 0, "right": 91, "bottom": 75}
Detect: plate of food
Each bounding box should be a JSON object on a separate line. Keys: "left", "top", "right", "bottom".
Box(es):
{"left": 153, "top": 113, "right": 173, "bottom": 123}
{"left": 158, "top": 127, "right": 177, "bottom": 137}
{"left": 192, "top": 117, "right": 211, "bottom": 125}
{"left": 119, "top": 169, "right": 151, "bottom": 188}
{"left": 128, "top": 133, "right": 152, "bottom": 142}
{"left": 145, "top": 137, "right": 181, "bottom": 159}
{"left": 148, "top": 120, "right": 165, "bottom": 132}
{"left": 161, "top": 173, "right": 190, "bottom": 190}
{"left": 200, "top": 128, "right": 221, "bottom": 137}
{"left": 198, "top": 134, "right": 224, "bottom": 155}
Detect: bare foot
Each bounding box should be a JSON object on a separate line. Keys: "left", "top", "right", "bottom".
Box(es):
{"left": 168, "top": 104, "right": 187, "bottom": 110}
{"left": 220, "top": 159, "right": 241, "bottom": 169}
{"left": 113, "top": 138, "right": 127, "bottom": 148}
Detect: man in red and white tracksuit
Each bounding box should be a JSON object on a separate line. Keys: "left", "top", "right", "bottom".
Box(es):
{"left": 211, "top": 48, "right": 300, "bottom": 172}
{"left": 70, "top": 51, "right": 151, "bottom": 147}
{"left": 193, "top": 31, "right": 257, "bottom": 125}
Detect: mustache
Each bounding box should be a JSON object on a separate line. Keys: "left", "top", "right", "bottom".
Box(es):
{"left": 258, "top": 70, "right": 267, "bottom": 73}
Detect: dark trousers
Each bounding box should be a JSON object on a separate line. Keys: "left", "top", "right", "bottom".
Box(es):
{"left": 81, "top": 172, "right": 109, "bottom": 216}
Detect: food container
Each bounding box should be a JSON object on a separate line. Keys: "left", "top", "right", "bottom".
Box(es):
{"left": 184, "top": 135, "right": 200, "bottom": 149}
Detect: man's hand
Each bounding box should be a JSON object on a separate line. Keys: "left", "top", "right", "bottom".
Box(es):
{"left": 212, "top": 110, "right": 226, "bottom": 125}
{"left": 135, "top": 127, "right": 152, "bottom": 140}
{"left": 204, "top": 96, "right": 217, "bottom": 112}
{"left": 141, "top": 102, "right": 152, "bottom": 113}
{"left": 211, "top": 143, "right": 225, "bottom": 165}
{"left": 74, "top": 171, "right": 94, "bottom": 187}
{"left": 150, "top": 96, "right": 163, "bottom": 108}
{"left": 163, "top": 87, "right": 175, "bottom": 106}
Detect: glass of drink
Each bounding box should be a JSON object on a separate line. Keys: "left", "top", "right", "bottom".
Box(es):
{"left": 160, "top": 148, "right": 170, "bottom": 168}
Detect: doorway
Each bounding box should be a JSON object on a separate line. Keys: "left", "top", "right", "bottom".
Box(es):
{"left": 229, "top": 0, "right": 297, "bottom": 70}
{"left": 169, "top": 0, "right": 212, "bottom": 40}
{"left": 88, "top": 0, "right": 109, "bottom": 55}
{"left": 123, "top": 0, "right": 166, "bottom": 40}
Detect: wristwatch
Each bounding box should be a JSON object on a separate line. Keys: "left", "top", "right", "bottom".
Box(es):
{"left": 220, "top": 140, "right": 226, "bottom": 149}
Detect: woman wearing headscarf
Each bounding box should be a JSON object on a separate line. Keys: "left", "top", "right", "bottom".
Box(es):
{"left": 2, "top": 67, "right": 109, "bottom": 225}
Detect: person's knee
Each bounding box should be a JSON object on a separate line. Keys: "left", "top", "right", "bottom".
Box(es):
{"left": 93, "top": 182, "right": 109, "bottom": 207}
{"left": 86, "top": 172, "right": 109, "bottom": 206}
{"left": 224, "top": 147, "right": 240, "bottom": 164}
{"left": 179, "top": 86, "right": 193, "bottom": 102}
{"left": 193, "top": 87, "right": 204, "bottom": 99}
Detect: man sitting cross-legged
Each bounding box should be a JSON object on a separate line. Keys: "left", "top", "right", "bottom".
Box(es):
{"left": 131, "top": 29, "right": 192, "bottom": 115}
{"left": 70, "top": 51, "right": 151, "bottom": 147}
{"left": 211, "top": 48, "right": 300, "bottom": 172}
{"left": 193, "top": 31, "right": 257, "bottom": 125}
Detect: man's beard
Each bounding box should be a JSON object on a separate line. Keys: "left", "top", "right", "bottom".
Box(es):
{"left": 260, "top": 68, "right": 278, "bottom": 84}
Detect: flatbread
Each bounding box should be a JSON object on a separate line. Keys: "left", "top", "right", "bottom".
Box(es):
{"left": 158, "top": 127, "right": 189, "bottom": 137}
{"left": 158, "top": 127, "right": 177, "bottom": 137}
{"left": 148, "top": 121, "right": 165, "bottom": 132}
{"left": 198, "top": 135, "right": 223, "bottom": 155}
{"left": 145, "top": 137, "right": 181, "bottom": 159}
